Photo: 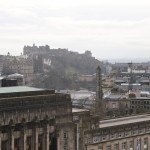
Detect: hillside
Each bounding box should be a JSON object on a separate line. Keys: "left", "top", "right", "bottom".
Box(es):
{"left": 25, "top": 45, "right": 105, "bottom": 89}
{"left": 49, "top": 50, "right": 105, "bottom": 75}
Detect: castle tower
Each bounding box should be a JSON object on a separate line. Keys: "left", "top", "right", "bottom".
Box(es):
{"left": 95, "top": 66, "right": 104, "bottom": 116}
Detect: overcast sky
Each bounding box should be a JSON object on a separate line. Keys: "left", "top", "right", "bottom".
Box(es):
{"left": 1, "top": 0, "right": 150, "bottom": 59}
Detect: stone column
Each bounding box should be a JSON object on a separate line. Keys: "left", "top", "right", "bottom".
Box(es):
{"left": 42, "top": 125, "right": 49, "bottom": 150}
{"left": 31, "top": 135, "right": 34, "bottom": 150}
{"left": 33, "top": 128, "right": 38, "bottom": 150}
{"left": 8, "top": 129, "right": 14, "bottom": 150}
{"left": 119, "top": 141, "right": 122, "bottom": 150}
{"left": 126, "top": 138, "right": 130, "bottom": 150}
{"left": 134, "top": 137, "right": 137, "bottom": 150}
{"left": 20, "top": 127, "right": 26, "bottom": 150}
{"left": 30, "top": 122, "right": 39, "bottom": 150}
{"left": 141, "top": 136, "right": 144, "bottom": 150}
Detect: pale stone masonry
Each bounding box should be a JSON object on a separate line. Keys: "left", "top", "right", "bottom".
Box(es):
{"left": 84, "top": 114, "right": 150, "bottom": 150}
{"left": 0, "top": 86, "right": 76, "bottom": 150}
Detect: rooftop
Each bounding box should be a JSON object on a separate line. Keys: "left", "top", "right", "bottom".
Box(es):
{"left": 8, "top": 73, "right": 23, "bottom": 77}
{"left": 72, "top": 108, "right": 89, "bottom": 113}
{"left": 99, "top": 114, "right": 150, "bottom": 128}
{"left": 0, "top": 86, "right": 45, "bottom": 94}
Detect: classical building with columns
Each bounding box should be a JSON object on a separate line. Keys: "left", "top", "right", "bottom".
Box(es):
{"left": 72, "top": 108, "right": 99, "bottom": 150}
{"left": 0, "top": 86, "right": 76, "bottom": 150}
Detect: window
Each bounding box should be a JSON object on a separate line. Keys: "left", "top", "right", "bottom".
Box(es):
{"left": 114, "top": 144, "right": 119, "bottom": 150}
{"left": 131, "top": 129, "right": 137, "bottom": 135}
{"left": 137, "top": 138, "right": 141, "bottom": 150}
{"left": 129, "top": 141, "right": 134, "bottom": 150}
{"left": 139, "top": 128, "right": 145, "bottom": 134}
{"left": 86, "top": 138, "right": 91, "bottom": 144}
{"left": 102, "top": 135, "right": 106, "bottom": 141}
{"left": 125, "top": 131, "right": 129, "bottom": 137}
{"left": 144, "top": 138, "right": 148, "bottom": 150}
{"left": 106, "top": 145, "right": 111, "bottom": 150}
{"left": 112, "top": 103, "right": 116, "bottom": 109}
{"left": 117, "top": 132, "right": 122, "bottom": 138}
{"left": 64, "top": 145, "right": 68, "bottom": 150}
{"left": 2, "top": 140, "right": 8, "bottom": 150}
{"left": 98, "top": 145, "right": 103, "bottom": 150}
{"left": 73, "top": 116, "right": 79, "bottom": 121}
{"left": 122, "top": 142, "right": 126, "bottom": 150}
{"left": 63, "top": 132, "right": 67, "bottom": 139}
{"left": 93, "top": 136, "right": 99, "bottom": 143}
{"left": 146, "top": 127, "right": 150, "bottom": 133}
{"left": 110, "top": 133, "right": 115, "bottom": 139}
{"left": 14, "top": 138, "right": 20, "bottom": 150}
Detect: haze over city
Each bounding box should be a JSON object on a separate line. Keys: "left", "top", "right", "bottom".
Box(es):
{"left": 1, "top": 0, "right": 150, "bottom": 59}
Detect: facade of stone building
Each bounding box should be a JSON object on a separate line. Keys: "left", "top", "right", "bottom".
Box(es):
{"left": 72, "top": 108, "right": 99, "bottom": 150}
{"left": 23, "top": 44, "right": 50, "bottom": 56}
{"left": 0, "top": 74, "right": 24, "bottom": 87}
{"left": 130, "top": 97, "right": 150, "bottom": 114}
{"left": 78, "top": 74, "right": 96, "bottom": 82}
{"left": 84, "top": 114, "right": 150, "bottom": 150}
{"left": 100, "top": 99, "right": 130, "bottom": 117}
{"left": 0, "top": 86, "right": 76, "bottom": 150}
{"left": 2, "top": 55, "right": 33, "bottom": 83}
{"left": 73, "top": 108, "right": 91, "bottom": 150}
{"left": 104, "top": 98, "right": 130, "bottom": 117}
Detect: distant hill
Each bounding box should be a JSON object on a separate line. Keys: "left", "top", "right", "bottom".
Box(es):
{"left": 49, "top": 50, "right": 105, "bottom": 75}
{"left": 24, "top": 45, "right": 105, "bottom": 89}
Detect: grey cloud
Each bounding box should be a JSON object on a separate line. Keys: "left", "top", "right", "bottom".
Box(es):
{"left": 0, "top": 0, "right": 150, "bottom": 59}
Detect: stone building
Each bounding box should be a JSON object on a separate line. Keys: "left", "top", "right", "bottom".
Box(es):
{"left": 23, "top": 44, "right": 68, "bottom": 56}
{"left": 0, "top": 73, "right": 24, "bottom": 87}
{"left": 7, "top": 73, "right": 24, "bottom": 86}
{"left": 130, "top": 97, "right": 150, "bottom": 114}
{"left": 23, "top": 44, "right": 50, "bottom": 56}
{"left": 2, "top": 55, "right": 33, "bottom": 83}
{"left": 72, "top": 108, "right": 99, "bottom": 150}
{"left": 78, "top": 74, "right": 96, "bottom": 82}
{"left": 84, "top": 114, "right": 150, "bottom": 150}
{"left": 0, "top": 86, "right": 76, "bottom": 150}
{"left": 73, "top": 108, "right": 91, "bottom": 150}
{"left": 23, "top": 44, "right": 68, "bottom": 74}
{"left": 105, "top": 98, "right": 130, "bottom": 117}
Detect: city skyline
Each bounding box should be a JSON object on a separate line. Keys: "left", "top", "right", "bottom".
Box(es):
{"left": 1, "top": 0, "right": 150, "bottom": 59}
